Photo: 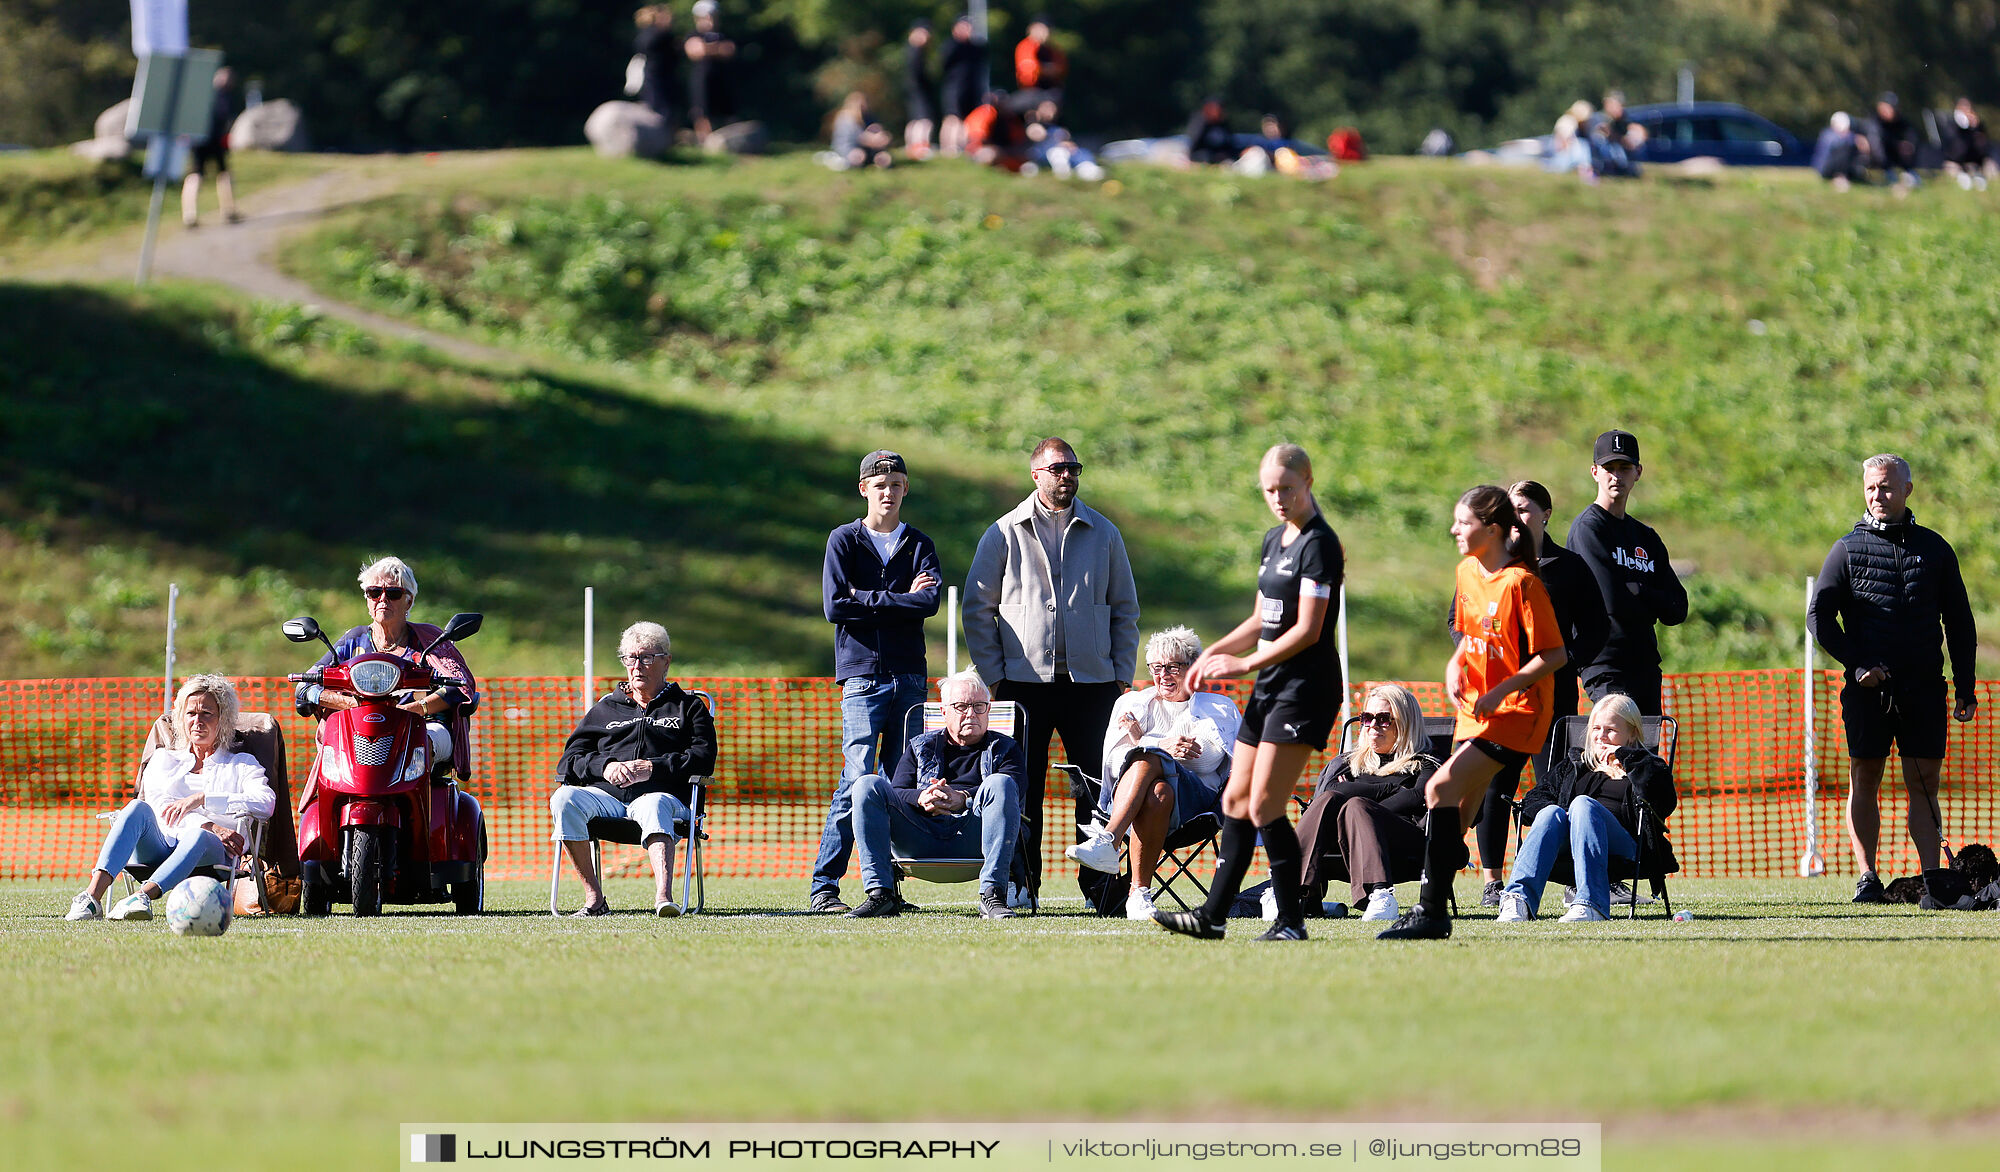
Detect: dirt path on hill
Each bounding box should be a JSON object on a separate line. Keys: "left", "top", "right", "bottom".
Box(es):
{"left": 16, "top": 163, "right": 521, "bottom": 370}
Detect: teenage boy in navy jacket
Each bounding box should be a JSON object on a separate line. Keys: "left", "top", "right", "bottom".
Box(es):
{"left": 807, "top": 450, "right": 943, "bottom": 912}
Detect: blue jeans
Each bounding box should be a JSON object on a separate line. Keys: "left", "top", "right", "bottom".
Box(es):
{"left": 93, "top": 800, "right": 229, "bottom": 892}
{"left": 850, "top": 771, "right": 1021, "bottom": 893}
{"left": 1504, "top": 795, "right": 1637, "bottom": 918}
{"left": 549, "top": 786, "right": 690, "bottom": 844}
{"left": 810, "top": 673, "right": 927, "bottom": 897}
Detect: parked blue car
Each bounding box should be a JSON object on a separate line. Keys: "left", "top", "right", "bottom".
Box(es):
{"left": 1624, "top": 102, "right": 1810, "bottom": 167}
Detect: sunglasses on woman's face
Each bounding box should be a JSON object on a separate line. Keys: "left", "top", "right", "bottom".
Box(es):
{"left": 1357, "top": 711, "right": 1396, "bottom": 729}
{"left": 363, "top": 586, "right": 409, "bottom": 601}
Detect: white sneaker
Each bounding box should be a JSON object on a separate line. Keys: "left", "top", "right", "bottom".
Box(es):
{"left": 1608, "top": 880, "right": 1654, "bottom": 906}
{"left": 107, "top": 891, "right": 153, "bottom": 921}
{"left": 66, "top": 892, "right": 104, "bottom": 921}
{"left": 1560, "top": 902, "right": 1608, "bottom": 922}
{"left": 1125, "top": 885, "right": 1157, "bottom": 920}
{"left": 1065, "top": 828, "right": 1122, "bottom": 875}
{"left": 1496, "top": 891, "right": 1533, "bottom": 922}
{"left": 1361, "top": 888, "right": 1400, "bottom": 922}
{"left": 1259, "top": 887, "right": 1279, "bottom": 921}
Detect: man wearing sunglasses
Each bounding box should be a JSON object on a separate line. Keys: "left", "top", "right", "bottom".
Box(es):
{"left": 964, "top": 436, "right": 1140, "bottom": 903}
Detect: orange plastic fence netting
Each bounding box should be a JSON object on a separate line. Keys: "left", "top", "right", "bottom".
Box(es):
{"left": 5, "top": 673, "right": 1997, "bottom": 885}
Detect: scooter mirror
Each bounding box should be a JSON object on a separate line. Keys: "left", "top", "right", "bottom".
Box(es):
{"left": 441, "top": 612, "right": 483, "bottom": 641}
{"left": 282, "top": 617, "right": 323, "bottom": 644}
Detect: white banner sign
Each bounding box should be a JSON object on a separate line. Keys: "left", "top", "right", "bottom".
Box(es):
{"left": 131, "top": 0, "right": 189, "bottom": 58}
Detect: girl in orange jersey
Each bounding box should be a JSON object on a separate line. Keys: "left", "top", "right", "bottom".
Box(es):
{"left": 1379, "top": 485, "right": 1566, "bottom": 940}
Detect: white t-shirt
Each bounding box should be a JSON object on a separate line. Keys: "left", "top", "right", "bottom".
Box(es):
{"left": 865, "top": 522, "right": 905, "bottom": 565}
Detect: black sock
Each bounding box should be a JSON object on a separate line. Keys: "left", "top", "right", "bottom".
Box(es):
{"left": 1260, "top": 815, "right": 1304, "bottom": 924}
{"left": 1420, "top": 806, "right": 1462, "bottom": 917}
{"left": 1200, "top": 815, "right": 1258, "bottom": 924}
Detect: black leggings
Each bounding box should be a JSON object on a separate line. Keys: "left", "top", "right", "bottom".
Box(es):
{"left": 1476, "top": 759, "right": 1526, "bottom": 870}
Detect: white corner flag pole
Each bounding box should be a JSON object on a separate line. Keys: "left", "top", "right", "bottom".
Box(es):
{"left": 163, "top": 581, "right": 178, "bottom": 715}
{"left": 1335, "top": 585, "right": 1352, "bottom": 730}
{"left": 946, "top": 586, "right": 959, "bottom": 678}
{"left": 582, "top": 586, "right": 595, "bottom": 717}
{"left": 1799, "top": 573, "right": 1825, "bottom": 877}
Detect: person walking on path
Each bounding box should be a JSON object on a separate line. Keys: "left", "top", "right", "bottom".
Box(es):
{"left": 1808, "top": 454, "right": 1978, "bottom": 903}
{"left": 1154, "top": 444, "right": 1342, "bottom": 942}
{"left": 1565, "top": 430, "right": 1687, "bottom": 716}
{"left": 182, "top": 67, "right": 242, "bottom": 228}
{"left": 964, "top": 437, "right": 1139, "bottom": 903}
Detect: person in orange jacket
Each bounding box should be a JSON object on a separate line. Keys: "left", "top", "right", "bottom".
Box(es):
{"left": 1014, "top": 16, "right": 1067, "bottom": 99}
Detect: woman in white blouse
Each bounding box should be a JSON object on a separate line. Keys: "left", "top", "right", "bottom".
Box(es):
{"left": 66, "top": 674, "right": 276, "bottom": 922}
{"left": 1066, "top": 626, "right": 1241, "bottom": 919}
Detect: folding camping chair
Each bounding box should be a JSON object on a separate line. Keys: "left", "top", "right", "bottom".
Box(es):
{"left": 1053, "top": 753, "right": 1228, "bottom": 916}
{"left": 892, "top": 699, "right": 1038, "bottom": 912}
{"left": 1294, "top": 713, "right": 1462, "bottom": 911}
{"left": 116, "top": 712, "right": 282, "bottom": 905}
{"left": 546, "top": 690, "right": 714, "bottom": 916}
{"left": 1513, "top": 713, "right": 1679, "bottom": 919}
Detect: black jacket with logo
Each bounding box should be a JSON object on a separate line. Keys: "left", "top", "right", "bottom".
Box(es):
{"left": 1808, "top": 510, "right": 1976, "bottom": 701}
{"left": 1566, "top": 503, "right": 1689, "bottom": 675}
{"left": 557, "top": 682, "right": 716, "bottom": 805}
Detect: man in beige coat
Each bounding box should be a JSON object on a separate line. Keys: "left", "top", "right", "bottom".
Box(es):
{"left": 964, "top": 436, "right": 1140, "bottom": 898}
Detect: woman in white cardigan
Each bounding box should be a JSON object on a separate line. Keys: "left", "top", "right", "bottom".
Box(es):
{"left": 1066, "top": 626, "right": 1241, "bottom": 919}
{"left": 65, "top": 674, "right": 275, "bottom": 922}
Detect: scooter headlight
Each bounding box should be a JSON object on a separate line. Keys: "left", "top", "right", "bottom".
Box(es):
{"left": 349, "top": 659, "right": 402, "bottom": 697}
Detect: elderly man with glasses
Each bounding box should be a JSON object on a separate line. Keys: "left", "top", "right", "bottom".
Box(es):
{"left": 1066, "top": 626, "right": 1240, "bottom": 919}
{"left": 964, "top": 436, "right": 1140, "bottom": 904}
{"left": 550, "top": 622, "right": 716, "bottom": 917}
{"left": 846, "top": 671, "right": 1026, "bottom": 920}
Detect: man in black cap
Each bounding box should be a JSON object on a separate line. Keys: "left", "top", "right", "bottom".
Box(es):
{"left": 808, "top": 449, "right": 942, "bottom": 913}
{"left": 1808, "top": 454, "right": 1978, "bottom": 903}
{"left": 1565, "top": 430, "right": 1688, "bottom": 716}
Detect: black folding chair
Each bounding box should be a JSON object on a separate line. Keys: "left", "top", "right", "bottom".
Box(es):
{"left": 1513, "top": 714, "right": 1679, "bottom": 919}
{"left": 546, "top": 690, "right": 713, "bottom": 916}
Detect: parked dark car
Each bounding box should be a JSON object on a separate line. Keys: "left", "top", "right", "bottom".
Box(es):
{"left": 1624, "top": 102, "right": 1809, "bottom": 167}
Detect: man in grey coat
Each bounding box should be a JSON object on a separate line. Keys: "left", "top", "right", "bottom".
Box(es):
{"left": 964, "top": 436, "right": 1140, "bottom": 896}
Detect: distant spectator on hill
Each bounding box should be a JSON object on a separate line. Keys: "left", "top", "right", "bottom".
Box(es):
{"left": 903, "top": 20, "right": 935, "bottom": 159}
{"left": 1014, "top": 15, "right": 1068, "bottom": 109}
{"left": 1813, "top": 111, "right": 1871, "bottom": 190}
{"left": 684, "top": 0, "right": 737, "bottom": 139}
{"left": 1186, "top": 97, "right": 1237, "bottom": 165}
{"left": 1867, "top": 93, "right": 1919, "bottom": 187}
{"left": 1544, "top": 115, "right": 1591, "bottom": 176}
{"left": 964, "top": 91, "right": 1030, "bottom": 171}
{"left": 1595, "top": 90, "right": 1631, "bottom": 144}
{"left": 1588, "top": 117, "right": 1640, "bottom": 178}
{"left": 939, "top": 15, "right": 988, "bottom": 157}
{"left": 1023, "top": 97, "right": 1103, "bottom": 180}
{"left": 183, "top": 67, "right": 241, "bottom": 229}
{"left": 632, "top": 6, "right": 678, "bottom": 129}
{"left": 829, "top": 92, "right": 893, "bottom": 170}
{"left": 1942, "top": 98, "right": 1995, "bottom": 190}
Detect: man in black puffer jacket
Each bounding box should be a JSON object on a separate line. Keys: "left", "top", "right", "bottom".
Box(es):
{"left": 1809, "top": 454, "right": 1979, "bottom": 903}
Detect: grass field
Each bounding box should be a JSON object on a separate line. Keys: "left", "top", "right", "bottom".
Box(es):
{"left": 7, "top": 876, "right": 1999, "bottom": 1170}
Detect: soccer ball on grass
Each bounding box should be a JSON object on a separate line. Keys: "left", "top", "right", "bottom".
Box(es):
{"left": 166, "top": 876, "right": 232, "bottom": 937}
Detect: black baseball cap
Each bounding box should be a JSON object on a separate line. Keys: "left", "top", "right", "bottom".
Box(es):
{"left": 1592, "top": 430, "right": 1641, "bottom": 466}
{"left": 859, "top": 450, "right": 907, "bottom": 478}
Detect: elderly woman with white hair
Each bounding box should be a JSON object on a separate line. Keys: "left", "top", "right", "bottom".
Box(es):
{"left": 1066, "top": 625, "right": 1240, "bottom": 920}
{"left": 66, "top": 674, "right": 275, "bottom": 921}
{"left": 295, "top": 556, "right": 480, "bottom": 780}
{"left": 552, "top": 622, "right": 716, "bottom": 916}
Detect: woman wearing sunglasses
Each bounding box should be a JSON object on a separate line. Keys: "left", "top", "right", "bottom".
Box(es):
{"left": 1291, "top": 684, "right": 1442, "bottom": 922}
{"left": 1067, "top": 625, "right": 1242, "bottom": 920}
{"left": 294, "top": 556, "right": 479, "bottom": 780}
{"left": 1155, "top": 443, "right": 1342, "bottom": 942}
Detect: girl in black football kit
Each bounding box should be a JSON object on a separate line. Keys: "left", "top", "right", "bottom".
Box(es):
{"left": 1157, "top": 444, "right": 1343, "bottom": 941}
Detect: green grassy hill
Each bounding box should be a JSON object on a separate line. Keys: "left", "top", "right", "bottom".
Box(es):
{"left": 5, "top": 149, "right": 1999, "bottom": 681}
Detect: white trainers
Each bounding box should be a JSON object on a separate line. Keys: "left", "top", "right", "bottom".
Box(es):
{"left": 107, "top": 891, "right": 153, "bottom": 921}
{"left": 1124, "top": 885, "right": 1157, "bottom": 921}
{"left": 65, "top": 892, "right": 104, "bottom": 921}
{"left": 1361, "top": 887, "right": 1400, "bottom": 922}
{"left": 1065, "top": 828, "right": 1122, "bottom": 875}
{"left": 1496, "top": 891, "right": 1533, "bottom": 922}
{"left": 1560, "top": 902, "right": 1608, "bottom": 922}
{"left": 1608, "top": 880, "right": 1654, "bottom": 906}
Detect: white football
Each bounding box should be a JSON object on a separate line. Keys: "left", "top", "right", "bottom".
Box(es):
{"left": 166, "top": 876, "right": 231, "bottom": 937}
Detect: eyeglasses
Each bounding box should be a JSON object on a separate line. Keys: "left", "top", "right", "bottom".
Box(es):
{"left": 1147, "top": 662, "right": 1188, "bottom": 677}
{"left": 619, "top": 652, "right": 669, "bottom": 668}
{"left": 1034, "top": 462, "right": 1084, "bottom": 477}
{"left": 362, "top": 586, "right": 409, "bottom": 601}
{"left": 944, "top": 701, "right": 990, "bottom": 714}
{"left": 1357, "top": 712, "right": 1396, "bottom": 729}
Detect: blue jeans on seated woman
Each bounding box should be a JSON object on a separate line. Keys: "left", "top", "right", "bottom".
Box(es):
{"left": 1504, "top": 795, "right": 1636, "bottom": 917}
{"left": 93, "top": 799, "right": 230, "bottom": 891}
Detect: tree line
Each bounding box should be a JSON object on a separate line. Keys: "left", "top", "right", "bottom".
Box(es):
{"left": 5, "top": 1, "right": 1998, "bottom": 153}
